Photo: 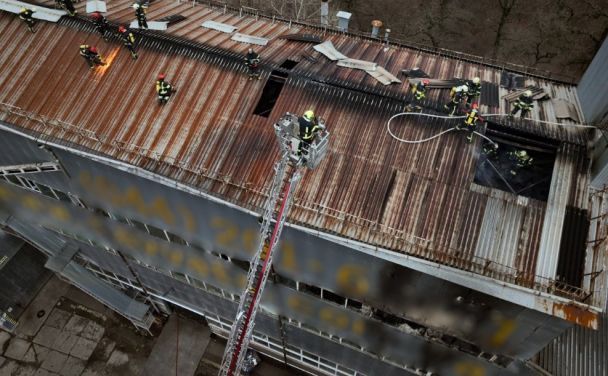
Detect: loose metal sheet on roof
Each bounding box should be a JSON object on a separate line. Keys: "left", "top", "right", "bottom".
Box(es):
{"left": 85, "top": 0, "right": 106, "bottom": 13}
{"left": 313, "top": 40, "right": 348, "bottom": 61}
{"left": 552, "top": 99, "right": 580, "bottom": 122}
{"left": 336, "top": 58, "right": 377, "bottom": 71}
{"left": 201, "top": 20, "right": 237, "bottom": 33}
{"left": 231, "top": 32, "right": 268, "bottom": 46}
{"left": 129, "top": 20, "right": 167, "bottom": 30}
{"left": 0, "top": 0, "right": 65, "bottom": 21}
{"left": 367, "top": 66, "right": 401, "bottom": 85}
{"left": 278, "top": 33, "right": 323, "bottom": 43}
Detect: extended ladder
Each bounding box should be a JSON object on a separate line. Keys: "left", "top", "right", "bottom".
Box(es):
{"left": 218, "top": 113, "right": 329, "bottom": 376}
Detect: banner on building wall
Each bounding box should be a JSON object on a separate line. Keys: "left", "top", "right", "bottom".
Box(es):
{"left": 0, "top": 180, "right": 246, "bottom": 294}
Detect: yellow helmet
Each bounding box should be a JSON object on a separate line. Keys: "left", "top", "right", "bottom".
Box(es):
{"left": 472, "top": 77, "right": 481, "bottom": 84}
{"left": 524, "top": 90, "right": 532, "bottom": 97}
{"left": 303, "top": 110, "right": 314, "bottom": 120}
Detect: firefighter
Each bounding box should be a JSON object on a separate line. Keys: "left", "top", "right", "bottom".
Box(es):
{"left": 482, "top": 142, "right": 499, "bottom": 159}
{"left": 79, "top": 45, "right": 105, "bottom": 69}
{"left": 91, "top": 12, "right": 110, "bottom": 41}
{"left": 445, "top": 85, "right": 468, "bottom": 116}
{"left": 56, "top": 0, "right": 76, "bottom": 16}
{"left": 133, "top": 3, "right": 148, "bottom": 30}
{"left": 466, "top": 77, "right": 481, "bottom": 106}
{"left": 156, "top": 74, "right": 175, "bottom": 104}
{"left": 19, "top": 7, "right": 36, "bottom": 33}
{"left": 510, "top": 90, "right": 534, "bottom": 118}
{"left": 298, "top": 110, "right": 323, "bottom": 157}
{"left": 245, "top": 48, "right": 261, "bottom": 80}
{"left": 458, "top": 104, "right": 483, "bottom": 143}
{"left": 411, "top": 79, "right": 429, "bottom": 102}
{"left": 508, "top": 149, "right": 533, "bottom": 175}
{"left": 118, "top": 25, "right": 138, "bottom": 60}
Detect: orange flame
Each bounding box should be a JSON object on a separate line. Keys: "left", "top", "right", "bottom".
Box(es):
{"left": 94, "top": 47, "right": 121, "bottom": 78}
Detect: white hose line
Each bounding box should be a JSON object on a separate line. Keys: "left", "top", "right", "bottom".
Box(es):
{"left": 387, "top": 112, "right": 497, "bottom": 145}
{"left": 472, "top": 131, "right": 498, "bottom": 146}
{"left": 387, "top": 112, "right": 461, "bottom": 144}
{"left": 481, "top": 113, "right": 596, "bottom": 129}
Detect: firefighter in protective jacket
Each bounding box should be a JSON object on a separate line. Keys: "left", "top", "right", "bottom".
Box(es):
{"left": 156, "top": 74, "right": 175, "bottom": 104}
{"left": 245, "top": 48, "right": 261, "bottom": 80}
{"left": 19, "top": 8, "right": 36, "bottom": 33}
{"left": 118, "top": 25, "right": 138, "bottom": 59}
{"left": 79, "top": 45, "right": 105, "bottom": 69}
{"left": 298, "top": 110, "right": 322, "bottom": 156}
{"left": 459, "top": 104, "right": 483, "bottom": 143}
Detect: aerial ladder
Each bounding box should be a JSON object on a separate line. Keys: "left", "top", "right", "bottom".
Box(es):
{"left": 218, "top": 113, "right": 329, "bottom": 376}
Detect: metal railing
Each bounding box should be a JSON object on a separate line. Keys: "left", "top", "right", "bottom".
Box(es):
{"left": 0, "top": 102, "right": 600, "bottom": 306}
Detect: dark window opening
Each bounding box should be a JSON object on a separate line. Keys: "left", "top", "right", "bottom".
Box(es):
{"left": 38, "top": 184, "right": 57, "bottom": 199}
{"left": 167, "top": 231, "right": 187, "bottom": 245}
{"left": 130, "top": 219, "right": 148, "bottom": 233}
{"left": 147, "top": 225, "right": 167, "bottom": 241}
{"left": 556, "top": 206, "right": 589, "bottom": 288}
{"left": 298, "top": 281, "right": 321, "bottom": 297}
{"left": 232, "top": 258, "right": 250, "bottom": 272}
{"left": 372, "top": 308, "right": 408, "bottom": 326}
{"left": 474, "top": 123, "right": 557, "bottom": 201}
{"left": 346, "top": 298, "right": 363, "bottom": 311}
{"left": 280, "top": 59, "right": 299, "bottom": 70}
{"left": 323, "top": 289, "right": 346, "bottom": 306}
{"left": 275, "top": 273, "right": 297, "bottom": 289}
{"left": 93, "top": 207, "right": 110, "bottom": 218}
{"left": 54, "top": 190, "right": 72, "bottom": 203}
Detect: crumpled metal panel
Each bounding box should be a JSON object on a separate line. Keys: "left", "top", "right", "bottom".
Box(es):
{"left": 366, "top": 66, "right": 402, "bottom": 85}
{"left": 313, "top": 40, "right": 348, "bottom": 61}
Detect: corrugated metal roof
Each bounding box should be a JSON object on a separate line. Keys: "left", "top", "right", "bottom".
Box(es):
{"left": 536, "top": 312, "right": 608, "bottom": 376}
{"left": 0, "top": 1, "right": 600, "bottom": 304}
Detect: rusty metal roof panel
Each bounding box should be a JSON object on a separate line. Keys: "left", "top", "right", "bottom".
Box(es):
{"left": 0, "top": 1, "right": 598, "bottom": 303}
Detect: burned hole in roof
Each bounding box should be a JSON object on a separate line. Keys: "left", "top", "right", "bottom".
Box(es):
{"left": 474, "top": 122, "right": 558, "bottom": 201}
{"left": 252, "top": 59, "right": 299, "bottom": 118}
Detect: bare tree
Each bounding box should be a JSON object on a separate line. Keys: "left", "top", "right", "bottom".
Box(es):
{"left": 239, "top": 0, "right": 322, "bottom": 21}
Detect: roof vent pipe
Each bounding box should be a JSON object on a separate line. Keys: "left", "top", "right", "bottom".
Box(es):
{"left": 321, "top": 0, "right": 329, "bottom": 25}
{"left": 371, "top": 20, "right": 382, "bottom": 38}
{"left": 336, "top": 11, "right": 352, "bottom": 32}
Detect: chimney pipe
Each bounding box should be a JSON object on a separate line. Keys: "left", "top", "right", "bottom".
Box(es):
{"left": 321, "top": 0, "right": 329, "bottom": 25}
{"left": 336, "top": 11, "right": 352, "bottom": 32}
{"left": 371, "top": 20, "right": 382, "bottom": 38}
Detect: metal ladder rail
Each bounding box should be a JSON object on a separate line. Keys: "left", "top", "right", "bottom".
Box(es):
{"left": 218, "top": 157, "right": 299, "bottom": 375}
{"left": 227, "top": 168, "right": 301, "bottom": 375}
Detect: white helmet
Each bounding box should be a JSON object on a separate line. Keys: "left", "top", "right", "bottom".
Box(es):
{"left": 461, "top": 85, "right": 468, "bottom": 93}
{"left": 132, "top": 3, "right": 140, "bottom": 8}
{"left": 472, "top": 77, "right": 481, "bottom": 84}
{"left": 524, "top": 90, "right": 532, "bottom": 97}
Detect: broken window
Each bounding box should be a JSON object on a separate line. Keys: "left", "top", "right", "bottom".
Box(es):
{"left": 474, "top": 122, "right": 557, "bottom": 201}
